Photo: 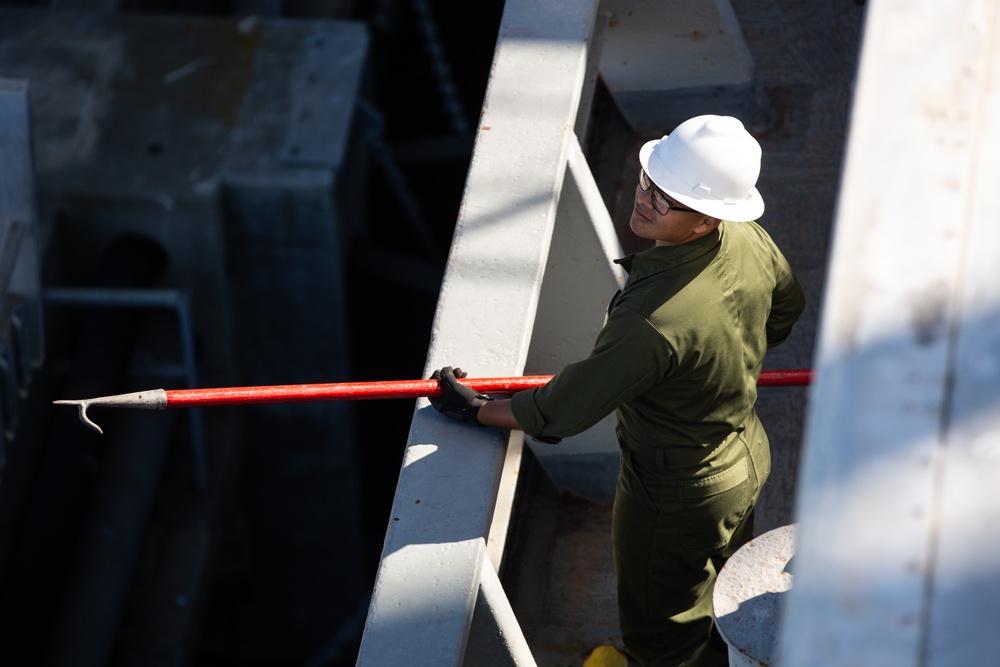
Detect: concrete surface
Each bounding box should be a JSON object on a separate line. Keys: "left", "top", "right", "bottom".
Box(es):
{"left": 714, "top": 524, "right": 795, "bottom": 666}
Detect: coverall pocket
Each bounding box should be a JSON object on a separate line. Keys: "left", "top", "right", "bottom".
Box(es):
{"left": 677, "top": 458, "right": 752, "bottom": 554}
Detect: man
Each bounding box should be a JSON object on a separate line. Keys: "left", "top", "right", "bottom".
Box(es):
{"left": 430, "top": 114, "right": 805, "bottom": 666}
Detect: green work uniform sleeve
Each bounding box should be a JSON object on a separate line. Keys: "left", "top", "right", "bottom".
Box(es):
{"left": 511, "top": 220, "right": 805, "bottom": 447}
{"left": 765, "top": 246, "right": 805, "bottom": 349}
{"left": 511, "top": 307, "right": 672, "bottom": 440}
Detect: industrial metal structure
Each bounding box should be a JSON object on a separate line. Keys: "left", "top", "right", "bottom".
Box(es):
{"left": 1, "top": 0, "right": 997, "bottom": 666}
{"left": 0, "top": 5, "right": 375, "bottom": 665}
{"left": 355, "top": 0, "right": 811, "bottom": 663}
{"left": 360, "top": 0, "right": 1000, "bottom": 665}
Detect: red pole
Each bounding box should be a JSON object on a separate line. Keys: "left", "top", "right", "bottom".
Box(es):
{"left": 751, "top": 368, "right": 813, "bottom": 387}
{"left": 163, "top": 376, "right": 555, "bottom": 407}
{"left": 55, "top": 369, "right": 813, "bottom": 434}
{"left": 163, "top": 368, "right": 813, "bottom": 407}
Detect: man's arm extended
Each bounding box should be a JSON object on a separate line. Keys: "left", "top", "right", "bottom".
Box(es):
{"left": 477, "top": 398, "right": 520, "bottom": 430}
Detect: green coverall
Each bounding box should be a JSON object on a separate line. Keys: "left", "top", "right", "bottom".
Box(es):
{"left": 510, "top": 219, "right": 805, "bottom": 666}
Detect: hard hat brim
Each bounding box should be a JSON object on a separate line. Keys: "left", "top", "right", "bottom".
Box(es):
{"left": 639, "top": 138, "right": 765, "bottom": 223}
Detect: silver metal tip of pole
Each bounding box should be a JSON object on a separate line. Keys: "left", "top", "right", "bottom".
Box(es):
{"left": 52, "top": 389, "right": 168, "bottom": 435}
{"left": 53, "top": 399, "right": 105, "bottom": 435}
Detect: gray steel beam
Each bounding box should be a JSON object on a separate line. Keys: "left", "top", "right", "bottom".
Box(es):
{"left": 463, "top": 559, "right": 537, "bottom": 666}
{"left": 777, "top": 1, "right": 1000, "bottom": 665}
{"left": 356, "top": 0, "right": 602, "bottom": 663}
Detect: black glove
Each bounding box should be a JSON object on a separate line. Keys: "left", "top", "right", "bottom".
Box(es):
{"left": 429, "top": 366, "right": 492, "bottom": 425}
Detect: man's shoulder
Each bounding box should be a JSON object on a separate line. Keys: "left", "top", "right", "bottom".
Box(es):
{"left": 722, "top": 220, "right": 791, "bottom": 269}
{"left": 722, "top": 219, "right": 774, "bottom": 244}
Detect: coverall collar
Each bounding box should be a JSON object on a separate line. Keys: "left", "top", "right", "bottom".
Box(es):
{"left": 614, "top": 224, "right": 724, "bottom": 279}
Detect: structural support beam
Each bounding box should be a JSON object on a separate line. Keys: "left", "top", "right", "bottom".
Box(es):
{"left": 598, "top": 0, "right": 769, "bottom": 133}
{"left": 778, "top": 1, "right": 1000, "bottom": 665}
{"left": 356, "top": 0, "right": 601, "bottom": 664}
{"left": 524, "top": 136, "right": 625, "bottom": 502}
{"left": 463, "top": 559, "right": 537, "bottom": 666}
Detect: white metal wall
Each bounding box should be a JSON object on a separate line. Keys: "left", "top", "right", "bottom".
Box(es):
{"left": 778, "top": 1, "right": 1000, "bottom": 664}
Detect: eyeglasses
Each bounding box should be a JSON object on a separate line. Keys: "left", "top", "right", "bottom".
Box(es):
{"left": 639, "top": 169, "right": 698, "bottom": 216}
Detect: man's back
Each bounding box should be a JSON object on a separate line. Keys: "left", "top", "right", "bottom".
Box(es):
{"left": 610, "top": 220, "right": 804, "bottom": 451}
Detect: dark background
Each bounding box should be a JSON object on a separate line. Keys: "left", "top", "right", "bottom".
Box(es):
{"left": 0, "top": 1, "right": 509, "bottom": 665}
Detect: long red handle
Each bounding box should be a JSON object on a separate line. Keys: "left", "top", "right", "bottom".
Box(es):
{"left": 164, "top": 369, "right": 813, "bottom": 407}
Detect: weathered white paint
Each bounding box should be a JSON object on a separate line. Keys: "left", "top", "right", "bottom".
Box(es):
{"left": 714, "top": 524, "right": 795, "bottom": 666}
{"left": 356, "top": 0, "right": 604, "bottom": 664}
{"left": 776, "top": 1, "right": 1000, "bottom": 665}
{"left": 464, "top": 559, "right": 538, "bottom": 666}
{"left": 924, "top": 2, "right": 1000, "bottom": 662}
{"left": 599, "top": 0, "right": 754, "bottom": 91}
{"left": 597, "top": 0, "right": 763, "bottom": 133}
{"left": 523, "top": 135, "right": 626, "bottom": 502}
{"left": 487, "top": 431, "right": 526, "bottom": 571}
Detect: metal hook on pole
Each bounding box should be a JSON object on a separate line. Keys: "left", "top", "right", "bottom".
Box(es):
{"left": 53, "top": 369, "right": 814, "bottom": 435}
{"left": 53, "top": 389, "right": 168, "bottom": 434}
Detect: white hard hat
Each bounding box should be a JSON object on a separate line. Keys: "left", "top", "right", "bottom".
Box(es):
{"left": 638, "top": 115, "right": 764, "bottom": 222}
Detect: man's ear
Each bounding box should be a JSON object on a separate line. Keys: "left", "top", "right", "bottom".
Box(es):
{"left": 700, "top": 217, "right": 722, "bottom": 232}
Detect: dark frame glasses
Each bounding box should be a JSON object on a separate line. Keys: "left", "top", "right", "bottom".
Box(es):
{"left": 639, "top": 169, "right": 699, "bottom": 216}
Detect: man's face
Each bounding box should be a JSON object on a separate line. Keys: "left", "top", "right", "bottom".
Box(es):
{"left": 629, "top": 173, "right": 718, "bottom": 246}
